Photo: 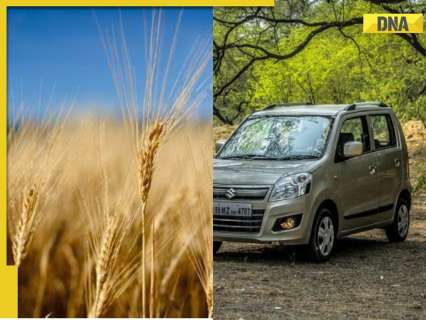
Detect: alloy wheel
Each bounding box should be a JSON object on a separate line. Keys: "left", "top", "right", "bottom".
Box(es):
{"left": 317, "top": 216, "right": 335, "bottom": 257}
{"left": 397, "top": 204, "right": 409, "bottom": 238}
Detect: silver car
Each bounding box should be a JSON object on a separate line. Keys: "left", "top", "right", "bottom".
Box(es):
{"left": 213, "top": 102, "right": 411, "bottom": 261}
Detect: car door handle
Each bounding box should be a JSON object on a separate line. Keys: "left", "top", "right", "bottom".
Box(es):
{"left": 369, "top": 164, "right": 377, "bottom": 175}
{"left": 394, "top": 159, "right": 401, "bottom": 168}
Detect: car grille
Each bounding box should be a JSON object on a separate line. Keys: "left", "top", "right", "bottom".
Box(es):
{"left": 213, "top": 186, "right": 270, "bottom": 201}
{"left": 213, "top": 209, "right": 265, "bottom": 233}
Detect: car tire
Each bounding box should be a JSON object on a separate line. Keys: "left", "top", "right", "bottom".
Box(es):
{"left": 304, "top": 207, "right": 336, "bottom": 262}
{"left": 386, "top": 198, "right": 410, "bottom": 242}
{"left": 213, "top": 241, "right": 223, "bottom": 254}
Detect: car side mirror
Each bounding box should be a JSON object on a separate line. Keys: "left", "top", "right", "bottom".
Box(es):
{"left": 343, "top": 141, "right": 363, "bottom": 158}
{"left": 215, "top": 140, "right": 226, "bottom": 153}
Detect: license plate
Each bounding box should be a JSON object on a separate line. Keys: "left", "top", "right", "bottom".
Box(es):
{"left": 214, "top": 202, "right": 252, "bottom": 217}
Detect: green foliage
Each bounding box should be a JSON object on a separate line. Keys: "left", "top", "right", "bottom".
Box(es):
{"left": 214, "top": 0, "right": 426, "bottom": 125}
{"left": 251, "top": 30, "right": 426, "bottom": 122}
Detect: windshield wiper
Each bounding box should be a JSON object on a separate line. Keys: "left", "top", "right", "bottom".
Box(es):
{"left": 278, "top": 155, "right": 320, "bottom": 160}
{"left": 220, "top": 154, "right": 261, "bottom": 160}
{"left": 220, "top": 154, "right": 320, "bottom": 160}
{"left": 250, "top": 156, "right": 284, "bottom": 160}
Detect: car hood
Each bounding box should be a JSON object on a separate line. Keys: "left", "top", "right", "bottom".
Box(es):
{"left": 214, "top": 158, "right": 320, "bottom": 186}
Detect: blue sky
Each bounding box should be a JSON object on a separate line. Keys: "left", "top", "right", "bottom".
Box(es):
{"left": 8, "top": 8, "right": 212, "bottom": 120}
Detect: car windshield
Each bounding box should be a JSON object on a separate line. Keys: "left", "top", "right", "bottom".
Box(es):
{"left": 218, "top": 116, "right": 332, "bottom": 160}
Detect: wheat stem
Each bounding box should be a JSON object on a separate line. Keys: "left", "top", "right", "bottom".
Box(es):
{"left": 89, "top": 214, "right": 116, "bottom": 318}
{"left": 138, "top": 121, "right": 165, "bottom": 317}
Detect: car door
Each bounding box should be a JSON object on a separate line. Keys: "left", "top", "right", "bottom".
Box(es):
{"left": 334, "top": 115, "right": 381, "bottom": 231}
{"left": 369, "top": 113, "right": 401, "bottom": 221}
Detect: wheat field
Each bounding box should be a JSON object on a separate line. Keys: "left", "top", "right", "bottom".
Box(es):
{"left": 6, "top": 9, "right": 213, "bottom": 317}
{"left": 7, "top": 116, "right": 212, "bottom": 317}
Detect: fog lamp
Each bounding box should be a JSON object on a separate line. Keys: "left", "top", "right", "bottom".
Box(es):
{"left": 273, "top": 214, "right": 302, "bottom": 232}
{"left": 281, "top": 217, "right": 296, "bottom": 230}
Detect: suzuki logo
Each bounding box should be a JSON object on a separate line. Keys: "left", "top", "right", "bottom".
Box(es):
{"left": 225, "top": 188, "right": 236, "bottom": 200}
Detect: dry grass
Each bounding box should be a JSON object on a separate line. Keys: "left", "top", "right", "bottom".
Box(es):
{"left": 213, "top": 125, "right": 237, "bottom": 142}
{"left": 8, "top": 119, "right": 212, "bottom": 317}
{"left": 403, "top": 121, "right": 426, "bottom": 194}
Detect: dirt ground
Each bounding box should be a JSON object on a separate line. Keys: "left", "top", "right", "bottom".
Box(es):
{"left": 214, "top": 121, "right": 426, "bottom": 320}
{"left": 214, "top": 197, "right": 426, "bottom": 320}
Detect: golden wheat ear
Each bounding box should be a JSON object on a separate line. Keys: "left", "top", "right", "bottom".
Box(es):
{"left": 87, "top": 209, "right": 139, "bottom": 318}
{"left": 138, "top": 120, "right": 165, "bottom": 204}
{"left": 12, "top": 184, "right": 40, "bottom": 267}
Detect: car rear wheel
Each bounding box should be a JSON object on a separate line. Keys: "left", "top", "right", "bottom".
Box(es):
{"left": 304, "top": 208, "right": 336, "bottom": 262}
{"left": 386, "top": 198, "right": 410, "bottom": 242}
{"left": 213, "top": 241, "right": 223, "bottom": 254}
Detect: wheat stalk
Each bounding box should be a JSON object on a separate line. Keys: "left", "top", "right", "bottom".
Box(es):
{"left": 88, "top": 209, "right": 138, "bottom": 318}
{"left": 12, "top": 184, "right": 40, "bottom": 267}
{"left": 183, "top": 188, "right": 213, "bottom": 318}
{"left": 138, "top": 120, "right": 165, "bottom": 318}
{"left": 88, "top": 214, "right": 115, "bottom": 318}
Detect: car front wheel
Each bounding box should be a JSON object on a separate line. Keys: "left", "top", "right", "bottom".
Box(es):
{"left": 305, "top": 208, "right": 336, "bottom": 262}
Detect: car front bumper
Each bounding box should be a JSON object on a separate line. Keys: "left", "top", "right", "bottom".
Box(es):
{"left": 213, "top": 194, "right": 314, "bottom": 245}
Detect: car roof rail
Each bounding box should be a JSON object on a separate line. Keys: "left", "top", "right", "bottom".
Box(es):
{"left": 262, "top": 102, "right": 313, "bottom": 111}
{"left": 344, "top": 101, "right": 389, "bottom": 111}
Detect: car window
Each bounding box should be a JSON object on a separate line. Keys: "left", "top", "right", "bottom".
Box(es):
{"left": 370, "top": 114, "right": 396, "bottom": 150}
{"left": 336, "top": 117, "right": 370, "bottom": 160}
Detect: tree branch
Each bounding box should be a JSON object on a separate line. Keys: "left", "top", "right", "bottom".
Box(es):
{"left": 213, "top": 1, "right": 426, "bottom": 124}
{"left": 214, "top": 16, "right": 362, "bottom": 103}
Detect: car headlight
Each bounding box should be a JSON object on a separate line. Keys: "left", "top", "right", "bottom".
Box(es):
{"left": 269, "top": 173, "right": 312, "bottom": 201}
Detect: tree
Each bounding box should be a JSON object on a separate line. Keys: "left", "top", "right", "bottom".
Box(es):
{"left": 213, "top": 0, "right": 426, "bottom": 124}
